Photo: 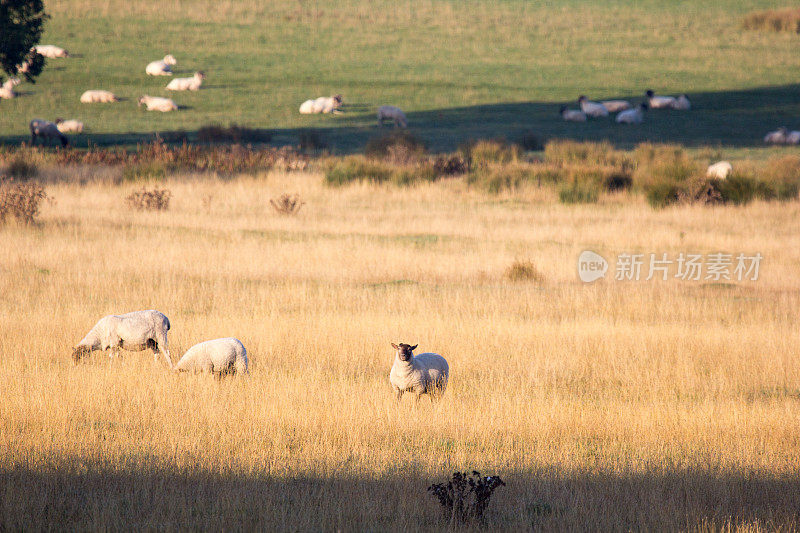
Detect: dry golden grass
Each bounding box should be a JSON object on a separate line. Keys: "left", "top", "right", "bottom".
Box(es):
{"left": 1, "top": 171, "right": 800, "bottom": 529}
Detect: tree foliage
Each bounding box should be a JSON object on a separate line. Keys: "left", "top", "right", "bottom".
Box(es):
{"left": 0, "top": 0, "right": 49, "bottom": 83}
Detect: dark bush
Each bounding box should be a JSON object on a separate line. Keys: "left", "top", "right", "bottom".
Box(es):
{"left": 518, "top": 131, "right": 545, "bottom": 151}
{"left": 197, "top": 124, "right": 272, "bottom": 144}
{"left": 433, "top": 155, "right": 468, "bottom": 176}
{"left": 428, "top": 471, "right": 505, "bottom": 526}
{"left": 125, "top": 187, "right": 171, "bottom": 211}
{"left": 3, "top": 158, "right": 38, "bottom": 181}
{"left": 604, "top": 172, "right": 633, "bottom": 192}
{"left": 0, "top": 180, "right": 48, "bottom": 224}
{"left": 270, "top": 193, "right": 304, "bottom": 215}
{"left": 365, "top": 130, "right": 426, "bottom": 164}
{"left": 505, "top": 260, "right": 545, "bottom": 282}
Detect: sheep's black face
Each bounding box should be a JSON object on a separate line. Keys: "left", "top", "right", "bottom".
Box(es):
{"left": 393, "top": 343, "right": 418, "bottom": 362}
{"left": 71, "top": 346, "right": 89, "bottom": 363}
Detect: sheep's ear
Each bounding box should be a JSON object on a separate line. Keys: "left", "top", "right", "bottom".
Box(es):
{"left": 410, "top": 344, "right": 418, "bottom": 351}
{"left": 391, "top": 343, "right": 399, "bottom": 350}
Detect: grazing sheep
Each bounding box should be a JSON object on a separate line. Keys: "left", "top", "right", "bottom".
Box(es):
{"left": 389, "top": 343, "right": 449, "bottom": 403}
{"left": 560, "top": 105, "right": 587, "bottom": 122}
{"left": 71, "top": 310, "right": 172, "bottom": 367}
{"left": 377, "top": 105, "right": 407, "bottom": 128}
{"left": 299, "top": 94, "right": 343, "bottom": 114}
{"left": 175, "top": 338, "right": 248, "bottom": 377}
{"left": 55, "top": 118, "right": 84, "bottom": 134}
{"left": 29, "top": 119, "right": 68, "bottom": 147}
{"left": 165, "top": 71, "right": 205, "bottom": 91}
{"left": 671, "top": 94, "right": 691, "bottom": 110}
{"left": 34, "top": 45, "right": 69, "bottom": 58}
{"left": 786, "top": 131, "right": 800, "bottom": 145}
{"left": 80, "top": 90, "right": 118, "bottom": 103}
{"left": 706, "top": 161, "right": 732, "bottom": 180}
{"left": 578, "top": 95, "right": 609, "bottom": 118}
{"left": 0, "top": 77, "right": 20, "bottom": 99}
{"left": 764, "top": 127, "right": 788, "bottom": 145}
{"left": 138, "top": 95, "right": 178, "bottom": 112}
{"left": 616, "top": 103, "right": 648, "bottom": 124}
{"left": 645, "top": 89, "right": 677, "bottom": 109}
{"left": 145, "top": 54, "right": 177, "bottom": 76}
{"left": 600, "top": 99, "right": 632, "bottom": 113}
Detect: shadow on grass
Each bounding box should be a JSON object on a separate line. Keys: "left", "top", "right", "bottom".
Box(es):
{"left": 2, "top": 84, "right": 800, "bottom": 153}
{"left": 1, "top": 460, "right": 799, "bottom": 530}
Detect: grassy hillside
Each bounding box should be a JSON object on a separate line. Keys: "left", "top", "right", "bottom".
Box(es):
{"left": 1, "top": 0, "right": 800, "bottom": 152}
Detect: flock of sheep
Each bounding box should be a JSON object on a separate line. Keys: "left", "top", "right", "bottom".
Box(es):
{"left": 73, "top": 310, "right": 450, "bottom": 402}
{"left": 560, "top": 90, "right": 691, "bottom": 124}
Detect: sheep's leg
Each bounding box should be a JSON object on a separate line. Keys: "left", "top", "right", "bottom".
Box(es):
{"left": 394, "top": 388, "right": 403, "bottom": 402}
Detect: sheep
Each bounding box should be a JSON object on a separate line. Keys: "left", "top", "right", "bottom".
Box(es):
{"left": 578, "top": 95, "right": 609, "bottom": 118}
{"left": 145, "top": 55, "right": 177, "bottom": 76}
{"left": 34, "top": 45, "right": 69, "bottom": 58}
{"left": 389, "top": 343, "right": 449, "bottom": 403}
{"left": 55, "top": 118, "right": 84, "bottom": 134}
{"left": 299, "top": 94, "right": 343, "bottom": 114}
{"left": 71, "top": 310, "right": 172, "bottom": 367}
{"left": 706, "top": 161, "right": 732, "bottom": 180}
{"left": 645, "top": 89, "right": 677, "bottom": 109}
{"left": 671, "top": 94, "right": 691, "bottom": 111}
{"left": 174, "top": 338, "right": 248, "bottom": 377}
{"left": 764, "top": 127, "right": 788, "bottom": 145}
{"left": 616, "top": 103, "right": 648, "bottom": 124}
{"left": 29, "top": 119, "right": 68, "bottom": 147}
{"left": 377, "top": 105, "right": 407, "bottom": 128}
{"left": 165, "top": 71, "right": 205, "bottom": 91}
{"left": 600, "top": 99, "right": 632, "bottom": 113}
{"left": 786, "top": 131, "right": 800, "bottom": 145}
{"left": 80, "top": 90, "right": 118, "bottom": 103}
{"left": 138, "top": 95, "right": 178, "bottom": 112}
{"left": 0, "top": 77, "right": 20, "bottom": 99}
{"left": 560, "top": 105, "right": 587, "bottom": 122}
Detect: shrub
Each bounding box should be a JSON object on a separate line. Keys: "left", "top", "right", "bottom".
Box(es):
{"left": 428, "top": 471, "right": 505, "bottom": 526}
{"left": 298, "top": 129, "right": 326, "bottom": 152}
{"left": 365, "top": 130, "right": 426, "bottom": 164}
{"left": 125, "top": 187, "right": 171, "bottom": 211}
{"left": 505, "top": 260, "right": 544, "bottom": 282}
{"left": 604, "top": 171, "right": 633, "bottom": 192}
{"left": 121, "top": 162, "right": 166, "bottom": 182}
{"left": 545, "top": 139, "right": 629, "bottom": 167}
{"left": 325, "top": 157, "right": 393, "bottom": 186}
{"left": 646, "top": 182, "right": 682, "bottom": 208}
{"left": 761, "top": 156, "right": 800, "bottom": 201}
{"left": 462, "top": 138, "right": 522, "bottom": 170}
{"left": 559, "top": 181, "right": 599, "bottom": 204}
{"left": 391, "top": 163, "right": 438, "bottom": 186}
{"left": 467, "top": 165, "right": 537, "bottom": 193}
{"left": 197, "top": 124, "right": 272, "bottom": 144}
{"left": 433, "top": 154, "right": 468, "bottom": 176}
{"left": 715, "top": 174, "right": 761, "bottom": 206}
{"left": 270, "top": 193, "right": 304, "bottom": 215}
{"left": 0, "top": 180, "right": 48, "bottom": 224}
{"left": 3, "top": 158, "right": 38, "bottom": 181}
{"left": 743, "top": 8, "right": 800, "bottom": 33}
{"left": 518, "top": 130, "right": 545, "bottom": 151}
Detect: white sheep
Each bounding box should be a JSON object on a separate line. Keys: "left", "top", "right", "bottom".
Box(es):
{"left": 145, "top": 55, "right": 177, "bottom": 76}
{"left": 706, "top": 161, "right": 732, "bottom": 180}
{"left": 138, "top": 95, "right": 178, "bottom": 112}
{"left": 578, "top": 95, "right": 609, "bottom": 118}
{"left": 0, "top": 77, "right": 20, "bottom": 99}
{"left": 764, "top": 127, "right": 788, "bottom": 145}
{"left": 174, "top": 338, "right": 248, "bottom": 377}
{"left": 29, "top": 119, "right": 68, "bottom": 147}
{"left": 55, "top": 118, "right": 84, "bottom": 134}
{"left": 616, "top": 103, "right": 648, "bottom": 124}
{"left": 671, "top": 94, "right": 691, "bottom": 110}
{"left": 377, "top": 105, "right": 407, "bottom": 128}
{"left": 645, "top": 89, "right": 677, "bottom": 109}
{"left": 71, "top": 310, "right": 172, "bottom": 367}
{"left": 80, "top": 90, "right": 118, "bottom": 103}
{"left": 34, "top": 45, "right": 69, "bottom": 58}
{"left": 560, "top": 105, "right": 587, "bottom": 122}
{"left": 389, "top": 343, "right": 449, "bottom": 403}
{"left": 165, "top": 71, "right": 205, "bottom": 91}
{"left": 600, "top": 99, "right": 632, "bottom": 113}
{"left": 786, "top": 131, "right": 800, "bottom": 145}
{"left": 299, "top": 94, "right": 343, "bottom": 114}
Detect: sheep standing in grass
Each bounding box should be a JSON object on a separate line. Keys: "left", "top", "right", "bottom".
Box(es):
{"left": 560, "top": 105, "right": 587, "bottom": 122}
{"left": 166, "top": 71, "right": 205, "bottom": 91}
{"left": 80, "top": 90, "right": 118, "bottom": 103}
{"left": 389, "top": 343, "right": 449, "bottom": 403}
{"left": 0, "top": 78, "right": 20, "bottom": 99}
{"left": 138, "top": 95, "right": 178, "bottom": 112}
{"left": 71, "top": 310, "right": 172, "bottom": 367}
{"left": 764, "top": 127, "right": 788, "bottom": 145}
{"left": 645, "top": 89, "right": 676, "bottom": 109}
{"left": 600, "top": 99, "right": 632, "bottom": 113}
{"left": 299, "top": 94, "right": 343, "bottom": 114}
{"left": 29, "top": 119, "right": 68, "bottom": 147}
{"left": 377, "top": 105, "right": 407, "bottom": 128}
{"left": 34, "top": 45, "right": 69, "bottom": 58}
{"left": 671, "top": 94, "right": 691, "bottom": 110}
{"left": 616, "top": 103, "right": 647, "bottom": 124}
{"left": 578, "top": 95, "right": 609, "bottom": 118}
{"left": 175, "top": 338, "right": 248, "bottom": 377}
{"left": 55, "top": 118, "right": 84, "bottom": 134}
{"left": 706, "top": 161, "right": 732, "bottom": 180}
{"left": 146, "top": 55, "right": 177, "bottom": 76}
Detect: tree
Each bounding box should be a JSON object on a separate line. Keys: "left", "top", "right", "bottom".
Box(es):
{"left": 0, "top": 0, "right": 49, "bottom": 84}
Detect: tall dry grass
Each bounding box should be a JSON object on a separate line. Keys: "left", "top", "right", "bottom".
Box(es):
{"left": 1, "top": 171, "right": 799, "bottom": 529}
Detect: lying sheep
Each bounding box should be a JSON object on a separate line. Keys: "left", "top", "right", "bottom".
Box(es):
{"left": 55, "top": 118, "right": 84, "bottom": 134}
{"left": 786, "top": 130, "right": 800, "bottom": 145}
{"left": 706, "top": 161, "right": 732, "bottom": 180}
{"left": 600, "top": 99, "right": 632, "bottom": 113}
{"left": 389, "top": 343, "right": 449, "bottom": 402}
{"left": 80, "top": 90, "right": 118, "bottom": 103}
{"left": 671, "top": 94, "right": 691, "bottom": 110}
{"left": 560, "top": 105, "right": 587, "bottom": 122}
{"left": 616, "top": 103, "right": 647, "bottom": 124}
{"left": 578, "top": 95, "right": 609, "bottom": 118}
{"left": 645, "top": 89, "right": 676, "bottom": 109}
{"left": 764, "top": 127, "right": 788, "bottom": 145}
{"left": 29, "top": 119, "right": 68, "bottom": 147}
{"left": 145, "top": 54, "right": 177, "bottom": 76}
{"left": 166, "top": 71, "right": 205, "bottom": 91}
{"left": 377, "top": 105, "right": 407, "bottom": 128}
{"left": 34, "top": 45, "right": 69, "bottom": 58}
{"left": 72, "top": 310, "right": 172, "bottom": 367}
{"left": 138, "top": 95, "right": 178, "bottom": 112}
{"left": 175, "top": 338, "right": 248, "bottom": 377}
{"left": 299, "top": 95, "right": 343, "bottom": 114}
{"left": 0, "top": 77, "right": 20, "bottom": 99}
